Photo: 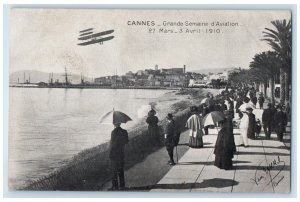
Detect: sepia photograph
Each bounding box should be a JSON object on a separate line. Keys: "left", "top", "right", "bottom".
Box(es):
{"left": 7, "top": 8, "right": 292, "bottom": 193}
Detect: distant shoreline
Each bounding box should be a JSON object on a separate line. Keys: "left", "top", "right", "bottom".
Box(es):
{"left": 9, "top": 85, "right": 183, "bottom": 90}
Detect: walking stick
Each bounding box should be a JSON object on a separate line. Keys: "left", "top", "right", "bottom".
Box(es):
{"left": 176, "top": 146, "right": 178, "bottom": 163}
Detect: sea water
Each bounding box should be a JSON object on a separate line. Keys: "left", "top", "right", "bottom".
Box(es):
{"left": 8, "top": 88, "right": 177, "bottom": 189}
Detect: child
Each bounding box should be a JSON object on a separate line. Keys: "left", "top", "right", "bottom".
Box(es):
{"left": 255, "top": 119, "right": 262, "bottom": 138}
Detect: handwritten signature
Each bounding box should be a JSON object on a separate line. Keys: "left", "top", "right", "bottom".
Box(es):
{"left": 250, "top": 156, "right": 285, "bottom": 187}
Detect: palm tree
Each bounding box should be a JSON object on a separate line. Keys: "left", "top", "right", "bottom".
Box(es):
{"left": 263, "top": 19, "right": 292, "bottom": 105}
{"left": 247, "top": 68, "right": 269, "bottom": 97}
{"left": 250, "top": 51, "right": 281, "bottom": 104}
{"left": 228, "top": 69, "right": 252, "bottom": 87}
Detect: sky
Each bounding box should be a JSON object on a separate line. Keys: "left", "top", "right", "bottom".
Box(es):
{"left": 10, "top": 9, "right": 291, "bottom": 77}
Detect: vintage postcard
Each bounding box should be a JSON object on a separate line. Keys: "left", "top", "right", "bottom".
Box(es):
{"left": 8, "top": 9, "right": 291, "bottom": 193}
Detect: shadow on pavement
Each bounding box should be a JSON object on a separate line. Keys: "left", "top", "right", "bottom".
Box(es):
{"left": 177, "top": 142, "right": 213, "bottom": 146}
{"left": 237, "top": 151, "right": 289, "bottom": 156}
{"left": 121, "top": 178, "right": 239, "bottom": 191}
{"left": 244, "top": 145, "right": 289, "bottom": 150}
{"left": 234, "top": 165, "right": 289, "bottom": 171}
{"left": 178, "top": 160, "right": 251, "bottom": 166}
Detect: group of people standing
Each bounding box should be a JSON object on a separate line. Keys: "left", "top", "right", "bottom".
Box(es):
{"left": 107, "top": 86, "right": 289, "bottom": 190}
{"left": 262, "top": 103, "right": 288, "bottom": 142}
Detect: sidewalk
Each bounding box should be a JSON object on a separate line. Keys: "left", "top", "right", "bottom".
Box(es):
{"left": 150, "top": 111, "right": 291, "bottom": 193}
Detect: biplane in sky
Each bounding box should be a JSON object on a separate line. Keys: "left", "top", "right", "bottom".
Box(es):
{"left": 77, "top": 28, "right": 114, "bottom": 46}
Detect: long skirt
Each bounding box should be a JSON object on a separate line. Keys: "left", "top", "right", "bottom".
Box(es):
{"left": 214, "top": 155, "right": 232, "bottom": 170}
{"left": 189, "top": 136, "right": 203, "bottom": 148}
{"left": 148, "top": 125, "right": 160, "bottom": 145}
{"left": 239, "top": 128, "right": 249, "bottom": 146}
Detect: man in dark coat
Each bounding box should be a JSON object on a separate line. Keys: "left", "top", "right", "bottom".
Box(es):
{"left": 235, "top": 96, "right": 243, "bottom": 113}
{"left": 164, "top": 113, "right": 176, "bottom": 165}
{"left": 220, "top": 100, "right": 228, "bottom": 112}
{"left": 202, "top": 104, "right": 210, "bottom": 135}
{"left": 109, "top": 123, "right": 129, "bottom": 190}
{"left": 258, "top": 94, "right": 265, "bottom": 109}
{"left": 227, "top": 96, "right": 235, "bottom": 118}
{"left": 274, "top": 105, "right": 287, "bottom": 142}
{"left": 270, "top": 104, "right": 278, "bottom": 132}
{"left": 251, "top": 96, "right": 258, "bottom": 107}
{"left": 262, "top": 103, "right": 275, "bottom": 139}
{"left": 246, "top": 108, "right": 256, "bottom": 139}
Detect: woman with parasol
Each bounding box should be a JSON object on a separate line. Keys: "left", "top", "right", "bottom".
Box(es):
{"left": 238, "top": 99, "right": 255, "bottom": 147}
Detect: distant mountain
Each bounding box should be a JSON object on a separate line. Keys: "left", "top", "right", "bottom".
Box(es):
{"left": 191, "top": 67, "right": 241, "bottom": 75}
{"left": 9, "top": 70, "right": 92, "bottom": 84}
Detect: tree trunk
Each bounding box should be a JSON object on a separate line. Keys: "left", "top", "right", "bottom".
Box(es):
{"left": 270, "top": 77, "right": 275, "bottom": 105}
{"left": 280, "top": 67, "right": 285, "bottom": 104}
{"left": 284, "top": 70, "right": 290, "bottom": 106}
{"left": 264, "top": 82, "right": 267, "bottom": 97}
{"left": 255, "top": 82, "right": 259, "bottom": 92}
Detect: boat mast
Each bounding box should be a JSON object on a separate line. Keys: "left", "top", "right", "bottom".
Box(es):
{"left": 65, "top": 67, "right": 68, "bottom": 85}
{"left": 81, "top": 73, "right": 84, "bottom": 85}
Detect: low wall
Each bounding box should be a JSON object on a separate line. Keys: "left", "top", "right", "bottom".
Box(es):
{"left": 24, "top": 108, "right": 191, "bottom": 191}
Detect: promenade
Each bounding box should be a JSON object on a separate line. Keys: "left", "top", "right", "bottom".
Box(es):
{"left": 102, "top": 105, "right": 291, "bottom": 193}
{"left": 150, "top": 109, "right": 291, "bottom": 193}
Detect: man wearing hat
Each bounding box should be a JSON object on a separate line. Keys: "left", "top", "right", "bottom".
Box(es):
{"left": 202, "top": 104, "right": 210, "bottom": 135}
{"left": 164, "top": 113, "right": 176, "bottom": 165}
{"left": 109, "top": 123, "right": 129, "bottom": 190}
{"left": 274, "top": 105, "right": 287, "bottom": 142}
{"left": 258, "top": 94, "right": 265, "bottom": 109}
{"left": 262, "top": 103, "right": 275, "bottom": 139}
{"left": 246, "top": 107, "right": 256, "bottom": 139}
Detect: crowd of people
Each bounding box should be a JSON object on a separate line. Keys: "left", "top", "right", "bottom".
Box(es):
{"left": 158, "top": 86, "right": 289, "bottom": 170}
{"left": 107, "top": 86, "right": 289, "bottom": 190}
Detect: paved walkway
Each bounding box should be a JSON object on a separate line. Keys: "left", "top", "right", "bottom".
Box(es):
{"left": 150, "top": 110, "right": 291, "bottom": 193}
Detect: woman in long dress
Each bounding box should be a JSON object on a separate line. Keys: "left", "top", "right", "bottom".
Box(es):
{"left": 246, "top": 108, "right": 256, "bottom": 140}
{"left": 239, "top": 111, "right": 249, "bottom": 147}
{"left": 214, "top": 119, "right": 234, "bottom": 170}
{"left": 146, "top": 109, "right": 160, "bottom": 145}
{"left": 224, "top": 109, "right": 236, "bottom": 157}
{"left": 185, "top": 106, "right": 204, "bottom": 148}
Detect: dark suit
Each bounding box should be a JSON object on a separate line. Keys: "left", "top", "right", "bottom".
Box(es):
{"left": 262, "top": 108, "right": 275, "bottom": 139}
{"left": 235, "top": 99, "right": 243, "bottom": 113}
{"left": 274, "top": 110, "right": 287, "bottom": 141}
{"left": 251, "top": 96, "right": 258, "bottom": 106}
{"left": 258, "top": 96, "right": 265, "bottom": 109}
{"left": 202, "top": 107, "right": 210, "bottom": 135}
{"left": 109, "top": 126, "right": 129, "bottom": 189}
{"left": 164, "top": 119, "right": 176, "bottom": 163}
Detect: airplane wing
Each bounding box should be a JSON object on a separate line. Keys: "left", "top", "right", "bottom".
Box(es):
{"left": 78, "top": 30, "right": 114, "bottom": 40}
{"left": 80, "top": 31, "right": 93, "bottom": 36}
{"left": 80, "top": 28, "right": 93, "bottom": 33}
{"left": 77, "top": 36, "right": 115, "bottom": 46}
